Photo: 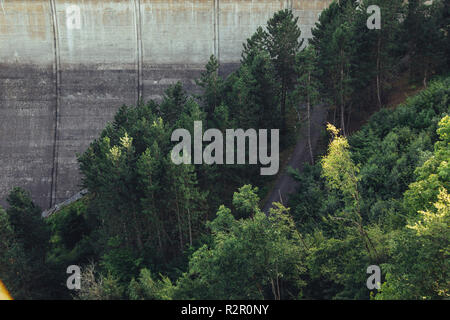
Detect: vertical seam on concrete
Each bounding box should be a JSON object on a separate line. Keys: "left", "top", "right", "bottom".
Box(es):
{"left": 214, "top": 0, "right": 220, "bottom": 62}
{"left": 49, "top": 0, "right": 60, "bottom": 208}
{"left": 213, "top": 0, "right": 216, "bottom": 57}
{"left": 287, "top": 0, "right": 292, "bottom": 10}
{"left": 134, "top": 0, "right": 143, "bottom": 102}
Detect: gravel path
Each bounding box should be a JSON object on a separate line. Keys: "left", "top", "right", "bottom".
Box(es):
{"left": 263, "top": 104, "right": 327, "bottom": 213}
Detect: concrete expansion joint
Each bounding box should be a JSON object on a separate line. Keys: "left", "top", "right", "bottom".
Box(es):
{"left": 134, "top": 0, "right": 144, "bottom": 103}
{"left": 49, "top": 0, "right": 61, "bottom": 208}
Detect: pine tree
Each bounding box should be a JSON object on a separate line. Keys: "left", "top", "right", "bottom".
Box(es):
{"left": 311, "top": 1, "right": 355, "bottom": 133}
{"left": 404, "top": 0, "right": 447, "bottom": 86}
{"left": 294, "top": 46, "right": 322, "bottom": 163}
{"left": 266, "top": 9, "right": 303, "bottom": 133}
{"left": 196, "top": 55, "right": 223, "bottom": 125}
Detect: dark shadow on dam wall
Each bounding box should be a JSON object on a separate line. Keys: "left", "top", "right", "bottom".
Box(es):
{"left": 0, "top": 0, "right": 331, "bottom": 209}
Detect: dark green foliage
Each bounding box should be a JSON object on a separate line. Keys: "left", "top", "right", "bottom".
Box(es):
{"left": 305, "top": 230, "right": 371, "bottom": 299}
{"left": 50, "top": 201, "right": 90, "bottom": 251}
{"left": 6, "top": 188, "right": 49, "bottom": 254}
{"left": 227, "top": 52, "right": 279, "bottom": 129}
{"left": 403, "top": 0, "right": 448, "bottom": 86}
{"left": 0, "top": 206, "right": 29, "bottom": 299}
{"left": 196, "top": 55, "right": 223, "bottom": 125}
{"left": 351, "top": 78, "right": 450, "bottom": 221}
{"left": 266, "top": 9, "right": 303, "bottom": 132}
{"left": 0, "top": 188, "right": 56, "bottom": 299}
{"left": 129, "top": 269, "right": 175, "bottom": 300}
{"left": 235, "top": 9, "right": 303, "bottom": 134}
{"left": 289, "top": 77, "right": 450, "bottom": 299}
{"left": 174, "top": 187, "right": 306, "bottom": 300}
{"left": 78, "top": 92, "right": 208, "bottom": 283}
{"left": 311, "top": 0, "right": 408, "bottom": 132}
{"left": 403, "top": 108, "right": 450, "bottom": 216}
{"left": 288, "top": 164, "right": 326, "bottom": 234}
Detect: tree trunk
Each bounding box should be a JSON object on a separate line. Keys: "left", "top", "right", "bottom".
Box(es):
{"left": 151, "top": 188, "right": 164, "bottom": 254}
{"left": 423, "top": 67, "right": 428, "bottom": 88}
{"left": 281, "top": 79, "right": 287, "bottom": 133}
{"left": 132, "top": 210, "right": 144, "bottom": 252}
{"left": 187, "top": 207, "right": 193, "bottom": 247}
{"left": 307, "top": 72, "right": 314, "bottom": 164}
{"left": 157, "top": 228, "right": 163, "bottom": 251}
{"left": 346, "top": 102, "right": 353, "bottom": 135}
{"left": 354, "top": 191, "right": 379, "bottom": 262}
{"left": 271, "top": 279, "right": 279, "bottom": 300}
{"left": 175, "top": 192, "right": 184, "bottom": 252}
{"left": 333, "top": 105, "right": 337, "bottom": 126}
{"left": 340, "top": 54, "right": 346, "bottom": 136}
{"left": 376, "top": 37, "right": 382, "bottom": 108}
{"left": 276, "top": 265, "right": 281, "bottom": 300}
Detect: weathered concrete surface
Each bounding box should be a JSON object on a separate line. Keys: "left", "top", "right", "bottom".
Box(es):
{"left": 0, "top": 0, "right": 332, "bottom": 209}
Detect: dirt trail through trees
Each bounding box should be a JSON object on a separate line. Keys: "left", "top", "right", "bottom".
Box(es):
{"left": 263, "top": 105, "right": 327, "bottom": 213}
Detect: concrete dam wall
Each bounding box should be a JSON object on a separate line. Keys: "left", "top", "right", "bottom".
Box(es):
{"left": 0, "top": 0, "right": 332, "bottom": 209}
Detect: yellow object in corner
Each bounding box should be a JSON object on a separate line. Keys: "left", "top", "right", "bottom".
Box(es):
{"left": 0, "top": 280, "right": 12, "bottom": 300}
